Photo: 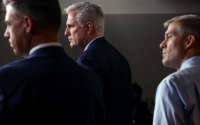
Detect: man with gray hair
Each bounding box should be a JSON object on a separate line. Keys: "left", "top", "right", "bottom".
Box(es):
{"left": 153, "top": 14, "right": 200, "bottom": 125}
{"left": 64, "top": 2, "right": 132, "bottom": 125}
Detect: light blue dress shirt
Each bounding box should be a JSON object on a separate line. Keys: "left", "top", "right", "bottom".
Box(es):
{"left": 153, "top": 56, "right": 200, "bottom": 125}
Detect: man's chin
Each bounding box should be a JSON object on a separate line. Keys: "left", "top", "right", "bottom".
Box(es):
{"left": 69, "top": 45, "right": 73, "bottom": 48}
{"left": 70, "top": 44, "right": 76, "bottom": 48}
{"left": 162, "top": 59, "right": 168, "bottom": 67}
{"left": 12, "top": 49, "right": 21, "bottom": 56}
{"left": 13, "top": 49, "right": 19, "bottom": 55}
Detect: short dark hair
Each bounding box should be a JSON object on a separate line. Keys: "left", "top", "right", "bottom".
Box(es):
{"left": 3, "top": 0, "right": 61, "bottom": 31}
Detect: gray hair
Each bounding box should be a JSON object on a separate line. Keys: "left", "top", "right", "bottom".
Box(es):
{"left": 65, "top": 2, "right": 104, "bottom": 34}
{"left": 164, "top": 14, "right": 200, "bottom": 41}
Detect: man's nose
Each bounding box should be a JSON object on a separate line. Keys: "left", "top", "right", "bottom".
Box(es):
{"left": 160, "top": 40, "right": 166, "bottom": 48}
{"left": 4, "top": 28, "right": 9, "bottom": 38}
{"left": 64, "top": 28, "right": 70, "bottom": 36}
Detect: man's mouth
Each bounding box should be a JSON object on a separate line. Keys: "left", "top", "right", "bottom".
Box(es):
{"left": 68, "top": 38, "right": 71, "bottom": 42}
{"left": 9, "top": 42, "right": 13, "bottom": 48}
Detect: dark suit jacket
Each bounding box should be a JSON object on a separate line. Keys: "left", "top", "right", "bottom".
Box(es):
{"left": 77, "top": 37, "right": 132, "bottom": 125}
{"left": 0, "top": 46, "right": 104, "bottom": 124}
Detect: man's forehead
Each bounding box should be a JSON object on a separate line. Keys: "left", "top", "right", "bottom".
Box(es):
{"left": 4, "top": 4, "right": 13, "bottom": 20}
{"left": 68, "top": 11, "right": 78, "bottom": 19}
{"left": 4, "top": 4, "right": 22, "bottom": 23}
{"left": 66, "top": 12, "right": 78, "bottom": 24}
{"left": 5, "top": 3, "right": 16, "bottom": 16}
{"left": 165, "top": 22, "right": 179, "bottom": 34}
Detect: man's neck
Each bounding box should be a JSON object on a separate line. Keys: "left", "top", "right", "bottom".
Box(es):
{"left": 176, "top": 48, "right": 200, "bottom": 70}
{"left": 31, "top": 31, "right": 58, "bottom": 48}
{"left": 24, "top": 31, "right": 59, "bottom": 58}
{"left": 81, "top": 34, "right": 103, "bottom": 52}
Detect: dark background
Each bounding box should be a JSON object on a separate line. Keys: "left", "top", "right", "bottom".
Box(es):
{"left": 0, "top": 0, "right": 200, "bottom": 111}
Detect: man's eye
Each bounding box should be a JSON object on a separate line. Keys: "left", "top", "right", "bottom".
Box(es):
{"left": 165, "top": 34, "right": 172, "bottom": 40}
{"left": 67, "top": 25, "right": 73, "bottom": 28}
{"left": 168, "top": 35, "right": 173, "bottom": 39}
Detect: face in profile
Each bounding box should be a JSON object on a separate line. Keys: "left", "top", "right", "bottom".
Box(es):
{"left": 4, "top": 4, "right": 30, "bottom": 57}
{"left": 160, "top": 22, "right": 186, "bottom": 69}
{"left": 64, "top": 11, "right": 88, "bottom": 49}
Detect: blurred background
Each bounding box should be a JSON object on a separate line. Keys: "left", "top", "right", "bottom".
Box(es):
{"left": 0, "top": 0, "right": 200, "bottom": 112}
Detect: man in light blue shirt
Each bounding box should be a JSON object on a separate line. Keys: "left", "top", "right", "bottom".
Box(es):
{"left": 153, "top": 14, "right": 200, "bottom": 125}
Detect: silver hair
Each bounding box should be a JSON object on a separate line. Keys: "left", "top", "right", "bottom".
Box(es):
{"left": 65, "top": 2, "right": 104, "bottom": 34}
{"left": 164, "top": 14, "right": 200, "bottom": 41}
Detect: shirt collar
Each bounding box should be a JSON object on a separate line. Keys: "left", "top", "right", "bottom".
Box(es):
{"left": 180, "top": 56, "right": 200, "bottom": 70}
{"left": 29, "top": 42, "right": 62, "bottom": 55}
{"left": 84, "top": 36, "right": 104, "bottom": 51}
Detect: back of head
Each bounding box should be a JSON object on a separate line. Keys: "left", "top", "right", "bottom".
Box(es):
{"left": 132, "top": 83, "right": 142, "bottom": 98}
{"left": 164, "top": 14, "right": 200, "bottom": 44}
{"left": 2, "top": 0, "right": 61, "bottom": 31}
{"left": 65, "top": 2, "right": 104, "bottom": 34}
{"left": 131, "top": 83, "right": 143, "bottom": 106}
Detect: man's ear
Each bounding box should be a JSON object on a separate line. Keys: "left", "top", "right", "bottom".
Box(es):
{"left": 23, "top": 16, "right": 33, "bottom": 33}
{"left": 185, "top": 35, "right": 196, "bottom": 49}
{"left": 86, "top": 21, "right": 95, "bottom": 34}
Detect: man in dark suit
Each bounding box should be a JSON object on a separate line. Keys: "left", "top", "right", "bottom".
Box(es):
{"left": 64, "top": 2, "right": 132, "bottom": 125}
{"left": 0, "top": 0, "right": 104, "bottom": 123}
